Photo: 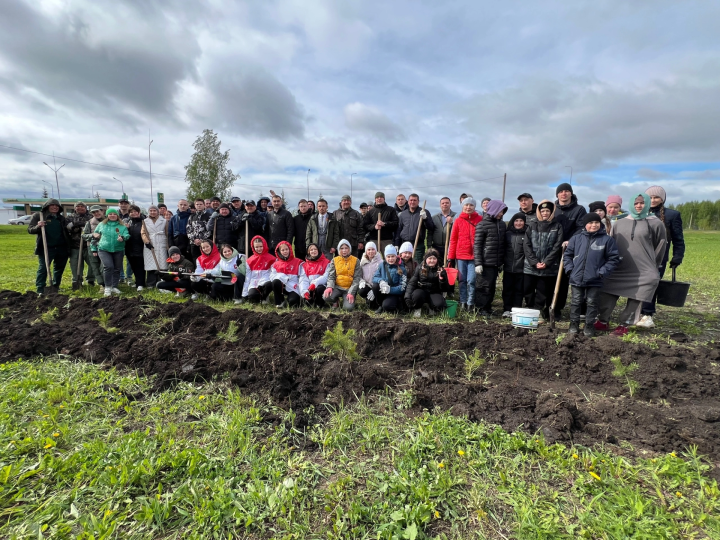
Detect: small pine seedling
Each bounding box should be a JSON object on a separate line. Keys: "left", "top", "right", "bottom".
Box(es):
{"left": 321, "top": 321, "right": 360, "bottom": 362}
{"left": 218, "top": 321, "right": 240, "bottom": 342}
{"left": 610, "top": 355, "right": 640, "bottom": 396}
{"left": 36, "top": 307, "right": 59, "bottom": 324}
{"left": 449, "top": 349, "right": 486, "bottom": 381}
{"left": 92, "top": 309, "right": 118, "bottom": 333}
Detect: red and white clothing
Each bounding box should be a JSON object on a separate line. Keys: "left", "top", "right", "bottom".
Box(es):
{"left": 242, "top": 235, "right": 276, "bottom": 297}
{"left": 270, "top": 241, "right": 306, "bottom": 294}
{"left": 299, "top": 252, "right": 330, "bottom": 295}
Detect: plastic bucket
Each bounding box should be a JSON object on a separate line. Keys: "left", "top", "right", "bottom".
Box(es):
{"left": 445, "top": 299, "right": 459, "bottom": 319}
{"left": 445, "top": 267, "right": 459, "bottom": 286}
{"left": 656, "top": 269, "right": 690, "bottom": 308}
{"left": 511, "top": 307, "right": 540, "bottom": 328}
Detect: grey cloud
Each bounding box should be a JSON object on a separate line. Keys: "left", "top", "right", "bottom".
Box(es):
{"left": 345, "top": 103, "right": 405, "bottom": 141}
{"left": 354, "top": 138, "right": 405, "bottom": 165}
{"left": 297, "top": 137, "right": 358, "bottom": 161}
{"left": 637, "top": 168, "right": 667, "bottom": 179}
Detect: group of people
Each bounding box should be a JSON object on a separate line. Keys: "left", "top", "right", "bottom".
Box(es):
{"left": 28, "top": 182, "right": 684, "bottom": 334}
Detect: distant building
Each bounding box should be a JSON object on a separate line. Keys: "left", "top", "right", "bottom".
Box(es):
{"left": 1, "top": 197, "right": 122, "bottom": 216}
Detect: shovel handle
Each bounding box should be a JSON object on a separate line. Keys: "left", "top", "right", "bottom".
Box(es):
{"left": 672, "top": 267, "right": 676, "bottom": 282}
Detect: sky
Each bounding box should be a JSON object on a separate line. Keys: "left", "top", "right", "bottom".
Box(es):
{"left": 1, "top": 0, "right": 719, "bottom": 213}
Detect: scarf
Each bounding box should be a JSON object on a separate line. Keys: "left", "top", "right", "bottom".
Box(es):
{"left": 628, "top": 193, "right": 651, "bottom": 220}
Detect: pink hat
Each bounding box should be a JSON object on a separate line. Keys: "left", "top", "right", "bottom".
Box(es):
{"left": 605, "top": 195, "right": 622, "bottom": 207}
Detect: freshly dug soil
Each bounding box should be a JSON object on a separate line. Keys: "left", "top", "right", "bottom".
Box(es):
{"left": 2, "top": 290, "right": 719, "bottom": 466}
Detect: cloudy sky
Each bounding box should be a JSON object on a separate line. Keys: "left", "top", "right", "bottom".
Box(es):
{"left": 1, "top": 0, "right": 719, "bottom": 213}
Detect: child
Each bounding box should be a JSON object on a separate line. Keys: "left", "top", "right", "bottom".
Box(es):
{"left": 243, "top": 236, "right": 276, "bottom": 304}
{"left": 473, "top": 199, "right": 508, "bottom": 315}
{"left": 301, "top": 243, "right": 331, "bottom": 307}
{"left": 270, "top": 241, "right": 305, "bottom": 308}
{"left": 358, "top": 241, "right": 382, "bottom": 306}
{"left": 502, "top": 212, "right": 527, "bottom": 317}
{"left": 447, "top": 197, "right": 482, "bottom": 311}
{"left": 190, "top": 240, "right": 221, "bottom": 300}
{"left": 209, "top": 244, "right": 246, "bottom": 303}
{"left": 157, "top": 246, "right": 195, "bottom": 296}
{"left": 563, "top": 213, "right": 620, "bottom": 336}
{"left": 405, "top": 248, "right": 453, "bottom": 317}
{"left": 371, "top": 245, "right": 407, "bottom": 314}
{"left": 398, "top": 241, "right": 419, "bottom": 281}
{"left": 324, "top": 239, "right": 362, "bottom": 311}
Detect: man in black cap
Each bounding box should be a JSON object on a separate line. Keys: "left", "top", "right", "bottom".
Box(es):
{"left": 517, "top": 193, "right": 537, "bottom": 224}
{"left": 363, "top": 192, "right": 399, "bottom": 255}
{"left": 333, "top": 194, "right": 365, "bottom": 257}
{"left": 553, "top": 182, "right": 587, "bottom": 320}
{"left": 230, "top": 196, "right": 244, "bottom": 217}
{"left": 238, "top": 200, "right": 266, "bottom": 255}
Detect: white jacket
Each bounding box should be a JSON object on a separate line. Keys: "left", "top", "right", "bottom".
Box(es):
{"left": 270, "top": 263, "right": 307, "bottom": 294}
{"left": 210, "top": 254, "right": 245, "bottom": 285}
{"left": 243, "top": 267, "right": 271, "bottom": 296}
{"left": 299, "top": 264, "right": 329, "bottom": 295}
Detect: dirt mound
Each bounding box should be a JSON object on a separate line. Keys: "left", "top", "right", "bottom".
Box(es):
{"left": 2, "top": 290, "right": 719, "bottom": 465}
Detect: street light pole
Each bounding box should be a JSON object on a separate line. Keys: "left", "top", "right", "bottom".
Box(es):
{"left": 350, "top": 173, "right": 356, "bottom": 199}
{"left": 565, "top": 166, "right": 573, "bottom": 184}
{"left": 148, "top": 132, "right": 154, "bottom": 204}
{"left": 43, "top": 154, "right": 64, "bottom": 213}
{"left": 113, "top": 177, "right": 124, "bottom": 197}
{"left": 306, "top": 169, "right": 310, "bottom": 200}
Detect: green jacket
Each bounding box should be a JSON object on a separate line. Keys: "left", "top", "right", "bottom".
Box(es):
{"left": 94, "top": 221, "right": 130, "bottom": 253}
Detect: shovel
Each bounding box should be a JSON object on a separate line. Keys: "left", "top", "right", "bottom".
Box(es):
{"left": 73, "top": 237, "right": 84, "bottom": 290}
{"left": 549, "top": 246, "right": 566, "bottom": 330}
{"left": 40, "top": 223, "right": 57, "bottom": 293}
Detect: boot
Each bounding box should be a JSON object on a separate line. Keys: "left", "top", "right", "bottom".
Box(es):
{"left": 583, "top": 325, "right": 596, "bottom": 337}
{"left": 569, "top": 321, "right": 580, "bottom": 334}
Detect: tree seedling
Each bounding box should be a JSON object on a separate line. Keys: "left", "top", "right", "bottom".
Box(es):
{"left": 92, "top": 309, "right": 118, "bottom": 333}
{"left": 321, "top": 321, "right": 360, "bottom": 362}
{"left": 610, "top": 355, "right": 639, "bottom": 396}
{"left": 449, "top": 349, "right": 486, "bottom": 381}
{"left": 34, "top": 307, "right": 59, "bottom": 325}
{"left": 218, "top": 321, "right": 240, "bottom": 342}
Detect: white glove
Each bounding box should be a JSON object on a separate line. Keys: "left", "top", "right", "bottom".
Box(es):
{"left": 475, "top": 265, "right": 483, "bottom": 275}
{"left": 380, "top": 281, "right": 390, "bottom": 294}
{"left": 367, "top": 289, "right": 375, "bottom": 301}
{"left": 419, "top": 210, "right": 427, "bottom": 219}
{"left": 67, "top": 222, "right": 74, "bottom": 231}
{"left": 359, "top": 279, "right": 367, "bottom": 289}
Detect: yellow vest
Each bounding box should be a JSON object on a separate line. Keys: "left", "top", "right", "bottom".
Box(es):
{"left": 333, "top": 255, "right": 358, "bottom": 289}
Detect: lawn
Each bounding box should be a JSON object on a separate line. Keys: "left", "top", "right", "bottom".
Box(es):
{"left": 0, "top": 225, "right": 719, "bottom": 539}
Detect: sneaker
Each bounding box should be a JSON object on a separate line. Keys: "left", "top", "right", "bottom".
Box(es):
{"left": 477, "top": 310, "right": 492, "bottom": 317}
{"left": 569, "top": 321, "right": 580, "bottom": 334}
{"left": 583, "top": 325, "right": 596, "bottom": 337}
{"left": 636, "top": 315, "right": 655, "bottom": 328}
{"left": 375, "top": 307, "right": 384, "bottom": 314}
{"left": 594, "top": 320, "right": 610, "bottom": 332}
{"left": 126, "top": 281, "right": 134, "bottom": 287}
{"left": 158, "top": 289, "right": 172, "bottom": 294}
{"left": 413, "top": 309, "right": 422, "bottom": 318}
{"left": 276, "top": 301, "right": 288, "bottom": 308}
{"left": 190, "top": 294, "right": 199, "bottom": 300}
{"left": 137, "top": 286, "right": 144, "bottom": 292}
{"left": 612, "top": 325, "right": 629, "bottom": 337}
{"left": 261, "top": 299, "right": 270, "bottom": 305}
{"left": 502, "top": 311, "right": 512, "bottom": 318}
{"left": 580, "top": 314, "right": 586, "bottom": 321}
{"left": 103, "top": 287, "right": 112, "bottom": 297}
{"left": 111, "top": 288, "right": 122, "bottom": 295}
{"left": 234, "top": 299, "right": 243, "bottom": 305}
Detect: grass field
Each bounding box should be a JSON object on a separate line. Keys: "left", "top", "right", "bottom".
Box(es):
{"left": 1, "top": 225, "right": 719, "bottom": 539}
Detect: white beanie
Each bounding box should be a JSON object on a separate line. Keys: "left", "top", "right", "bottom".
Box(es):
{"left": 365, "top": 241, "right": 377, "bottom": 252}
{"left": 462, "top": 197, "right": 476, "bottom": 207}
{"left": 399, "top": 241, "right": 413, "bottom": 254}
{"left": 337, "top": 239, "right": 351, "bottom": 251}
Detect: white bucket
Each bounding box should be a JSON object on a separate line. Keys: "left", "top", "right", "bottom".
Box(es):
{"left": 511, "top": 307, "right": 540, "bottom": 329}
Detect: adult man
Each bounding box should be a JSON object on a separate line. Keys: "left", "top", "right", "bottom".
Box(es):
{"left": 158, "top": 203, "right": 168, "bottom": 217}
{"left": 307, "top": 200, "right": 316, "bottom": 214}
{"left": 230, "top": 196, "right": 244, "bottom": 217}
{"left": 82, "top": 205, "right": 105, "bottom": 288}
{"left": 553, "top": 183, "right": 587, "bottom": 319}
{"left": 28, "top": 198, "right": 70, "bottom": 294}
{"left": 395, "top": 193, "right": 435, "bottom": 262}
{"left": 187, "top": 198, "right": 211, "bottom": 260}
{"left": 293, "top": 199, "right": 313, "bottom": 260}
{"left": 428, "top": 197, "right": 456, "bottom": 261}
{"left": 307, "top": 198, "right": 340, "bottom": 260}
{"left": 209, "top": 196, "right": 222, "bottom": 213}
{"left": 258, "top": 197, "right": 271, "bottom": 213}
{"left": 394, "top": 194, "right": 408, "bottom": 215}
{"left": 333, "top": 195, "right": 365, "bottom": 257}
{"left": 65, "top": 201, "right": 94, "bottom": 287}
{"left": 238, "top": 200, "right": 266, "bottom": 254}
{"left": 364, "top": 192, "right": 399, "bottom": 254}
{"left": 167, "top": 199, "right": 193, "bottom": 258}
{"left": 518, "top": 193, "right": 538, "bottom": 224}
{"left": 267, "top": 195, "right": 294, "bottom": 252}
{"left": 117, "top": 196, "right": 133, "bottom": 283}
{"left": 207, "top": 203, "right": 239, "bottom": 247}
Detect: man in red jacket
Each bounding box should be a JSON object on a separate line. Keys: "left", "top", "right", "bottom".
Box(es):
{"left": 447, "top": 197, "right": 482, "bottom": 311}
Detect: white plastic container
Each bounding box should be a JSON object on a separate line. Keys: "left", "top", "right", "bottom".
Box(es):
{"left": 511, "top": 307, "right": 540, "bottom": 329}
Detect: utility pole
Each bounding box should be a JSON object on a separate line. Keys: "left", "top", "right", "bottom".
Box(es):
{"left": 502, "top": 173, "right": 507, "bottom": 202}
{"left": 565, "top": 165, "right": 573, "bottom": 184}
{"left": 148, "top": 131, "right": 154, "bottom": 203}
{"left": 351, "top": 173, "right": 356, "bottom": 200}
{"left": 306, "top": 168, "right": 310, "bottom": 200}
{"left": 43, "top": 153, "right": 64, "bottom": 213}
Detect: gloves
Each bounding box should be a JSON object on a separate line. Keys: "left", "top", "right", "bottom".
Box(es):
{"left": 405, "top": 297, "right": 414, "bottom": 309}
{"left": 359, "top": 279, "right": 367, "bottom": 289}
{"left": 380, "top": 281, "right": 390, "bottom": 294}
{"left": 67, "top": 222, "right": 74, "bottom": 231}
{"left": 211, "top": 211, "right": 219, "bottom": 219}
{"left": 304, "top": 292, "right": 310, "bottom": 300}
{"left": 475, "top": 265, "right": 483, "bottom": 275}
{"left": 309, "top": 283, "right": 316, "bottom": 292}
{"left": 447, "top": 259, "right": 455, "bottom": 268}
{"left": 145, "top": 242, "right": 154, "bottom": 250}
{"left": 670, "top": 258, "right": 682, "bottom": 269}
{"left": 367, "top": 289, "right": 375, "bottom": 301}
{"left": 323, "top": 288, "right": 333, "bottom": 299}
{"left": 419, "top": 210, "right": 427, "bottom": 219}
{"left": 241, "top": 212, "right": 250, "bottom": 221}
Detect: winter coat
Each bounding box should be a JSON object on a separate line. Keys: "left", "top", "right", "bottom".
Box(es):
{"left": 167, "top": 209, "right": 192, "bottom": 244}
{"left": 306, "top": 213, "right": 341, "bottom": 254}
{"left": 428, "top": 211, "right": 456, "bottom": 250}
{"left": 141, "top": 216, "right": 169, "bottom": 271}
{"left": 523, "top": 202, "right": 564, "bottom": 276}
{"left": 601, "top": 216, "right": 667, "bottom": 302}
{"left": 504, "top": 225, "right": 527, "bottom": 274}
{"left": 270, "top": 241, "right": 305, "bottom": 294}
{"left": 125, "top": 216, "right": 146, "bottom": 258}
{"left": 333, "top": 207, "right": 365, "bottom": 248}
{"left": 521, "top": 204, "right": 538, "bottom": 224}
{"left": 360, "top": 252, "right": 383, "bottom": 283}
{"left": 563, "top": 228, "right": 621, "bottom": 287}
{"left": 166, "top": 255, "right": 195, "bottom": 274}
{"left": 447, "top": 211, "right": 482, "bottom": 261}
{"left": 293, "top": 210, "right": 313, "bottom": 258}
{"left": 27, "top": 199, "right": 70, "bottom": 256}
{"left": 394, "top": 202, "right": 408, "bottom": 216}
{"left": 400, "top": 257, "right": 419, "bottom": 279}
{"left": 207, "top": 212, "right": 239, "bottom": 247}
{"left": 395, "top": 207, "right": 435, "bottom": 246}
{"left": 267, "top": 208, "right": 295, "bottom": 251}
{"left": 405, "top": 264, "right": 452, "bottom": 299}
{"left": 299, "top": 254, "right": 331, "bottom": 294}
{"left": 474, "top": 215, "right": 506, "bottom": 267}
{"left": 242, "top": 236, "right": 276, "bottom": 296}
{"left": 237, "top": 210, "right": 266, "bottom": 255}
{"left": 66, "top": 210, "right": 93, "bottom": 249}
{"left": 555, "top": 195, "right": 587, "bottom": 240}
{"left": 650, "top": 205, "right": 685, "bottom": 267}
{"left": 209, "top": 248, "right": 246, "bottom": 285}
{"left": 187, "top": 209, "right": 211, "bottom": 244}
{"left": 372, "top": 261, "right": 407, "bottom": 295}
{"left": 363, "top": 203, "right": 399, "bottom": 242}
{"left": 327, "top": 255, "right": 362, "bottom": 294}
{"left": 94, "top": 220, "right": 130, "bottom": 253}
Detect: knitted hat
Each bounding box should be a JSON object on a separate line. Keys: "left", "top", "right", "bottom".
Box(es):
{"left": 461, "top": 197, "right": 476, "bottom": 207}
{"left": 365, "top": 241, "right": 377, "bottom": 252}
{"left": 106, "top": 208, "right": 119, "bottom": 216}
{"left": 605, "top": 195, "right": 622, "bottom": 207}
{"left": 645, "top": 185, "right": 666, "bottom": 203}
{"left": 588, "top": 201, "right": 606, "bottom": 214}
{"left": 168, "top": 246, "right": 182, "bottom": 256}
{"left": 384, "top": 245, "right": 397, "bottom": 256}
{"left": 556, "top": 182, "right": 573, "bottom": 195}
{"left": 399, "top": 241, "right": 414, "bottom": 255}
{"left": 337, "top": 239, "right": 351, "bottom": 251}
{"left": 583, "top": 212, "right": 602, "bottom": 225}
{"left": 374, "top": 192, "right": 385, "bottom": 199}
{"left": 510, "top": 212, "right": 526, "bottom": 223}
{"left": 219, "top": 203, "right": 231, "bottom": 211}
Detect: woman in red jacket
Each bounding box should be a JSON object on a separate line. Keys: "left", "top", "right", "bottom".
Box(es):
{"left": 447, "top": 197, "right": 482, "bottom": 310}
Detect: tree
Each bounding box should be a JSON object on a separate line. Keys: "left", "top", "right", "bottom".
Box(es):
{"left": 41, "top": 187, "right": 49, "bottom": 198}
{"left": 185, "top": 129, "right": 238, "bottom": 202}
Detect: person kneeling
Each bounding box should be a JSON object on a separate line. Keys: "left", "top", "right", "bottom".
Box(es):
{"left": 243, "top": 236, "right": 276, "bottom": 303}
{"left": 357, "top": 241, "right": 382, "bottom": 308}
{"left": 405, "top": 249, "right": 453, "bottom": 317}
{"left": 190, "top": 240, "right": 220, "bottom": 300}
{"left": 270, "top": 241, "right": 304, "bottom": 308}
{"left": 157, "top": 246, "right": 195, "bottom": 296}
{"left": 301, "top": 243, "right": 330, "bottom": 307}
{"left": 323, "top": 239, "right": 362, "bottom": 310}
{"left": 371, "top": 245, "right": 407, "bottom": 314}
{"left": 209, "top": 244, "right": 246, "bottom": 302}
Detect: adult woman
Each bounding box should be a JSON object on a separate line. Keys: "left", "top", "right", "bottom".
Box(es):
{"left": 243, "top": 236, "right": 275, "bottom": 304}
{"left": 405, "top": 249, "right": 452, "bottom": 316}
{"left": 93, "top": 209, "right": 130, "bottom": 296}
{"left": 588, "top": 201, "right": 612, "bottom": 232}
{"left": 141, "top": 205, "right": 168, "bottom": 288}
{"left": 190, "top": 240, "right": 221, "bottom": 300}
{"left": 209, "top": 244, "right": 246, "bottom": 302}
{"left": 157, "top": 246, "right": 195, "bottom": 296}
{"left": 301, "top": 243, "right": 331, "bottom": 307}
{"left": 125, "top": 205, "right": 146, "bottom": 291}
{"left": 597, "top": 193, "right": 667, "bottom": 335}
{"left": 371, "top": 245, "right": 407, "bottom": 314}
{"left": 270, "top": 241, "right": 304, "bottom": 308}
{"left": 324, "top": 239, "right": 362, "bottom": 311}
{"left": 357, "top": 241, "right": 382, "bottom": 306}
{"left": 447, "top": 197, "right": 482, "bottom": 311}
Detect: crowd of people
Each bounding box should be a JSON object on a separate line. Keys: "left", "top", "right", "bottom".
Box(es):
{"left": 28, "top": 182, "right": 685, "bottom": 335}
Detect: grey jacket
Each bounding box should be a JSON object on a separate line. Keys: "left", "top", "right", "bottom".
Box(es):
{"left": 428, "top": 211, "right": 456, "bottom": 250}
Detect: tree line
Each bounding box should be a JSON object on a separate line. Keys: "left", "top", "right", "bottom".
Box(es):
{"left": 667, "top": 200, "right": 720, "bottom": 230}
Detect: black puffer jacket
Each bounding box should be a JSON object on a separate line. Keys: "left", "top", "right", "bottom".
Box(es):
{"left": 650, "top": 205, "right": 685, "bottom": 267}
{"left": 523, "top": 201, "right": 564, "bottom": 276}
{"left": 504, "top": 219, "right": 527, "bottom": 274}
{"left": 474, "top": 215, "right": 506, "bottom": 267}
{"left": 207, "top": 213, "right": 240, "bottom": 247}
{"left": 555, "top": 195, "right": 587, "bottom": 240}
{"left": 237, "top": 210, "right": 266, "bottom": 255}
{"left": 364, "top": 203, "right": 399, "bottom": 242}
{"left": 333, "top": 207, "right": 365, "bottom": 248}
{"left": 405, "top": 264, "right": 453, "bottom": 299}
{"left": 125, "top": 216, "right": 146, "bottom": 257}
{"left": 521, "top": 204, "right": 538, "bottom": 224}
{"left": 267, "top": 208, "right": 295, "bottom": 251}
{"left": 66, "top": 210, "right": 93, "bottom": 249}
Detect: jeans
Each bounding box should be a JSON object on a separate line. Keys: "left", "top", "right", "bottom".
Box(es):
{"left": 641, "top": 264, "right": 666, "bottom": 316}
{"left": 372, "top": 283, "right": 404, "bottom": 312}
{"left": 212, "top": 276, "right": 245, "bottom": 302}
{"left": 570, "top": 286, "right": 600, "bottom": 325}
{"left": 36, "top": 246, "right": 69, "bottom": 293}
{"left": 475, "top": 266, "right": 499, "bottom": 312}
{"left": 456, "top": 259, "right": 476, "bottom": 306}
{"left": 98, "top": 250, "right": 124, "bottom": 289}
